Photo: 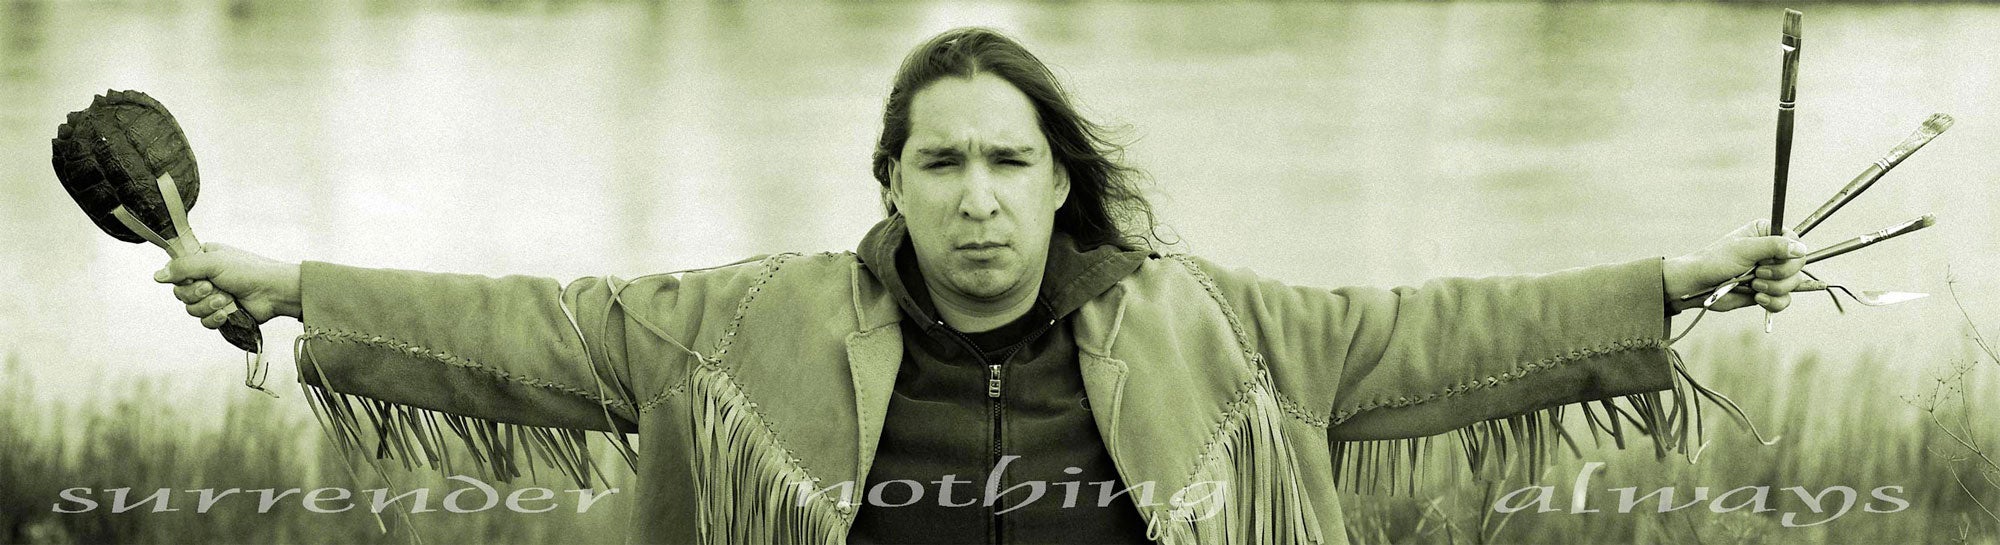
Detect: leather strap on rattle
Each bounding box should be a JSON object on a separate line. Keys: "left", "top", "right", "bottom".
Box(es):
{"left": 114, "top": 173, "right": 277, "bottom": 397}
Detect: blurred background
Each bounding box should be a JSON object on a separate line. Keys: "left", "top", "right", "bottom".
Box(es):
{"left": 2, "top": 1, "right": 1997, "bottom": 543}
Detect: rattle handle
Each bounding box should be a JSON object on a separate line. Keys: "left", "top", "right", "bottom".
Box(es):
{"left": 169, "top": 242, "right": 261, "bottom": 354}
{"left": 219, "top": 308, "right": 262, "bottom": 353}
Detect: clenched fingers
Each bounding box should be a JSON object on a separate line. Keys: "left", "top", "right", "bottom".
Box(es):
{"left": 1755, "top": 292, "right": 1792, "bottom": 313}
{"left": 1750, "top": 275, "right": 1804, "bottom": 297}
{"left": 1755, "top": 256, "right": 1805, "bottom": 282}
{"left": 173, "top": 280, "right": 216, "bottom": 304}
{"left": 187, "top": 292, "right": 238, "bottom": 321}
{"left": 200, "top": 305, "right": 237, "bottom": 329}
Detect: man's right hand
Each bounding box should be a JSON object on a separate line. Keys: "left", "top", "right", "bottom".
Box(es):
{"left": 154, "top": 242, "right": 303, "bottom": 327}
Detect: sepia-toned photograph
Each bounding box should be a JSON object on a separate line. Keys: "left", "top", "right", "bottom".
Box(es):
{"left": 3, "top": 1, "right": 1997, "bottom": 543}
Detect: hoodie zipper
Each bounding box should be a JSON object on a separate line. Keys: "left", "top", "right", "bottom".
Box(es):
{"left": 932, "top": 307, "right": 1058, "bottom": 545}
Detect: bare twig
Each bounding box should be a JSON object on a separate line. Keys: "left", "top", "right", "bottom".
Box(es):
{"left": 1928, "top": 283, "right": 2000, "bottom": 477}
{"left": 1915, "top": 275, "right": 2000, "bottom": 536}
{"left": 1947, "top": 270, "right": 1999, "bottom": 362}
{"left": 1928, "top": 396, "right": 2000, "bottom": 473}
{"left": 1949, "top": 464, "right": 2000, "bottom": 526}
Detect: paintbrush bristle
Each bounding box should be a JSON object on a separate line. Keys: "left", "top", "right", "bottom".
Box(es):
{"left": 1784, "top": 10, "right": 1802, "bottom": 37}
{"left": 1923, "top": 113, "right": 1955, "bottom": 135}
{"left": 1917, "top": 214, "right": 1937, "bottom": 228}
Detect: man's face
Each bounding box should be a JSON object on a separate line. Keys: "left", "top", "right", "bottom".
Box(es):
{"left": 891, "top": 73, "right": 1068, "bottom": 303}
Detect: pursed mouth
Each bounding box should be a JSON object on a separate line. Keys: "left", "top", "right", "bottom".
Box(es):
{"left": 955, "top": 242, "right": 1009, "bottom": 250}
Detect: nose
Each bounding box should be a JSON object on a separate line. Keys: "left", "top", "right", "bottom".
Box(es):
{"left": 957, "top": 165, "right": 1000, "bottom": 220}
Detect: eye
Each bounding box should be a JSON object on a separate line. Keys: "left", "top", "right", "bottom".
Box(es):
{"left": 998, "top": 158, "right": 1029, "bottom": 167}
{"left": 924, "top": 159, "right": 959, "bottom": 170}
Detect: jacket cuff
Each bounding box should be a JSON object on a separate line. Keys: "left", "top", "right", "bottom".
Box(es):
{"left": 295, "top": 260, "right": 448, "bottom": 395}
{"left": 1524, "top": 254, "right": 1673, "bottom": 390}
{"left": 1544, "top": 255, "right": 1675, "bottom": 397}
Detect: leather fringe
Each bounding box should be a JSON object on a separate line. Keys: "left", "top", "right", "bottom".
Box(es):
{"left": 1331, "top": 347, "right": 1772, "bottom": 496}
{"left": 683, "top": 362, "right": 853, "bottom": 544}
{"left": 1148, "top": 368, "right": 1325, "bottom": 545}
{"left": 295, "top": 335, "right": 621, "bottom": 490}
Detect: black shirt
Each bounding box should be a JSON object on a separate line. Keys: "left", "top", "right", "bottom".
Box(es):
{"left": 848, "top": 217, "right": 1150, "bottom": 544}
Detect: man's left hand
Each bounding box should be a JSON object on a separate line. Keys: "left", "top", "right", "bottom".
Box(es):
{"left": 1664, "top": 219, "right": 1809, "bottom": 314}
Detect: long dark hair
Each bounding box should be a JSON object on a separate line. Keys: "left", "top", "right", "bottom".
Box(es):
{"left": 872, "top": 27, "right": 1159, "bottom": 251}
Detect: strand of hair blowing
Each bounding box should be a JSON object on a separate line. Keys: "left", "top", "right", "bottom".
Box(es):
{"left": 871, "top": 27, "right": 1164, "bottom": 251}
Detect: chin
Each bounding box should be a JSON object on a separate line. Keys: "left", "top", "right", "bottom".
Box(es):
{"left": 946, "top": 269, "right": 1021, "bottom": 300}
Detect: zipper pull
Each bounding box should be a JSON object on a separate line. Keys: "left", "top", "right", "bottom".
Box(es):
{"left": 987, "top": 364, "right": 1002, "bottom": 398}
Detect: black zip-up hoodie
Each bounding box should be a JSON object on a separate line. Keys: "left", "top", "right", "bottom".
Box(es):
{"left": 848, "top": 216, "right": 1152, "bottom": 544}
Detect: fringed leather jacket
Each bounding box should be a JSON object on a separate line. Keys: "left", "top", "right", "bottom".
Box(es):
{"left": 293, "top": 231, "right": 1687, "bottom": 544}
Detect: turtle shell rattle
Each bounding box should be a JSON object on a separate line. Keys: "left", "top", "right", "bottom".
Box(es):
{"left": 51, "top": 90, "right": 275, "bottom": 396}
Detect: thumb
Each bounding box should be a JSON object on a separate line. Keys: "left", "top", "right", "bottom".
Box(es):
{"left": 1727, "top": 234, "right": 1809, "bottom": 264}
{"left": 155, "top": 252, "right": 224, "bottom": 284}
{"left": 1729, "top": 219, "right": 1774, "bottom": 238}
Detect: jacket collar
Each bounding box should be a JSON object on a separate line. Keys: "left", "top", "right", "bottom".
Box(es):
{"left": 855, "top": 214, "right": 1145, "bottom": 333}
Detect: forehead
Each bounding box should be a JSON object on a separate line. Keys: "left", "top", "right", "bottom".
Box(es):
{"left": 905, "top": 73, "right": 1045, "bottom": 151}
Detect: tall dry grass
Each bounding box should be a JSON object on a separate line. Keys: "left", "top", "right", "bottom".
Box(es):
{"left": 0, "top": 351, "right": 633, "bottom": 545}
{"left": 0, "top": 326, "right": 1993, "bottom": 544}
{"left": 1340, "top": 325, "right": 1999, "bottom": 544}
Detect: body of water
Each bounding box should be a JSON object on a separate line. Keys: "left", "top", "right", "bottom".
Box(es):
{"left": 3, "top": 1, "right": 1996, "bottom": 420}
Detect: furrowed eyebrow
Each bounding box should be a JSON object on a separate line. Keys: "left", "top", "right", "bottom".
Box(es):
{"left": 910, "top": 145, "right": 1037, "bottom": 161}
{"left": 989, "top": 146, "right": 1038, "bottom": 158}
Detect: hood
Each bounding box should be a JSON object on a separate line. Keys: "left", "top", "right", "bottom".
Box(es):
{"left": 856, "top": 215, "right": 1147, "bottom": 334}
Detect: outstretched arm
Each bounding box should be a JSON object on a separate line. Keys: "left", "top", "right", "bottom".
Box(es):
{"left": 153, "top": 244, "right": 695, "bottom": 433}
{"left": 1198, "top": 219, "right": 1806, "bottom": 442}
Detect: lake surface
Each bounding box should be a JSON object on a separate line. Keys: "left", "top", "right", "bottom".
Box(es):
{"left": 3, "top": 1, "right": 1997, "bottom": 418}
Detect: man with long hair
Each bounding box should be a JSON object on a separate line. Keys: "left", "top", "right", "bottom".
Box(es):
{"left": 156, "top": 27, "right": 1805, "bottom": 543}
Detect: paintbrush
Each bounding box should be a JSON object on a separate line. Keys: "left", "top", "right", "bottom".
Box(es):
{"left": 1765, "top": 9, "right": 1804, "bottom": 332}
{"left": 1774, "top": 10, "right": 1802, "bottom": 235}
{"left": 1789, "top": 113, "right": 1951, "bottom": 314}
{"left": 1791, "top": 114, "right": 1954, "bottom": 237}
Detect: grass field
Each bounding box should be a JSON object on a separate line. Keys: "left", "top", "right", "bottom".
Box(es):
{"left": 1339, "top": 327, "right": 2000, "bottom": 545}
{"left": 0, "top": 352, "right": 634, "bottom": 545}
{"left": 2, "top": 328, "right": 1994, "bottom": 544}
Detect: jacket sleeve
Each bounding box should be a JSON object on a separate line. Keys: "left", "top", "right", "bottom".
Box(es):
{"left": 1191, "top": 256, "right": 1674, "bottom": 442}
{"left": 294, "top": 259, "right": 757, "bottom": 433}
